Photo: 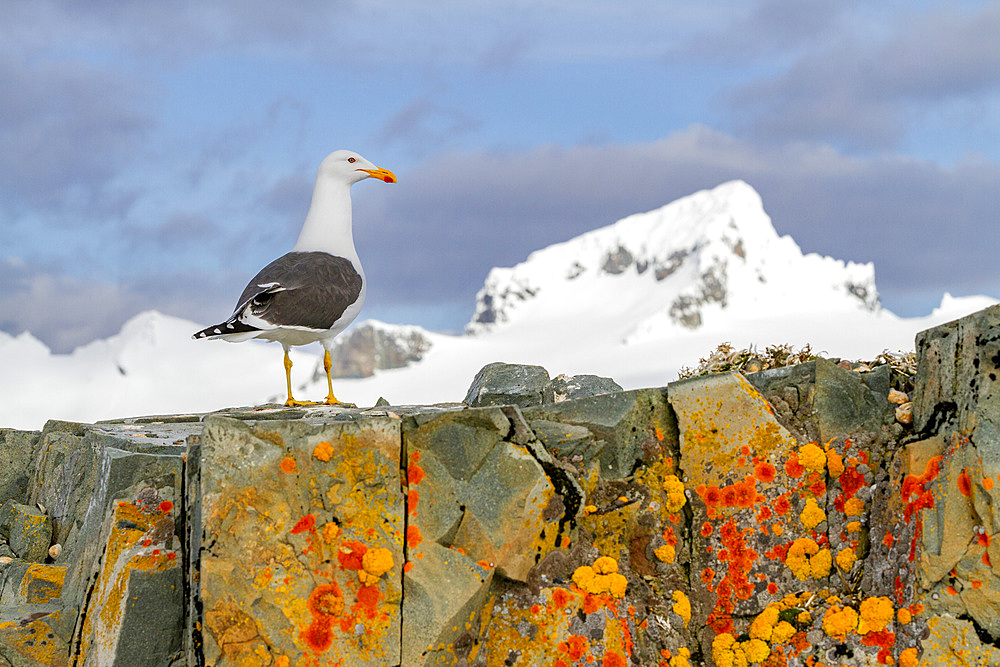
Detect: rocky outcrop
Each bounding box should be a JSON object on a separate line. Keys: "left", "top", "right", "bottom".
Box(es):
{"left": 314, "top": 320, "right": 434, "bottom": 380}
{"left": 2, "top": 305, "right": 1000, "bottom": 665}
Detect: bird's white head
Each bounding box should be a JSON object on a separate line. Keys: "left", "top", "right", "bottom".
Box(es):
{"left": 318, "top": 150, "right": 397, "bottom": 186}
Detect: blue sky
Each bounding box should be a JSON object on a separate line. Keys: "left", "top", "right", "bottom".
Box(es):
{"left": 2, "top": 0, "right": 999, "bottom": 352}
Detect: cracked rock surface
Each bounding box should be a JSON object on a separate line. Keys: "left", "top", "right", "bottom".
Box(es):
{"left": 1, "top": 305, "right": 1000, "bottom": 665}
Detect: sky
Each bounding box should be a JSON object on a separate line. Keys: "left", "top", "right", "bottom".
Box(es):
{"left": 1, "top": 0, "right": 999, "bottom": 353}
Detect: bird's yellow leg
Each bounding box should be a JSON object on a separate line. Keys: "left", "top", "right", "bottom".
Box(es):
{"left": 284, "top": 350, "right": 318, "bottom": 407}
{"left": 322, "top": 349, "right": 341, "bottom": 405}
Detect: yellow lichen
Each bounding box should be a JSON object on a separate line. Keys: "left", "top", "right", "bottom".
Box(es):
{"left": 835, "top": 547, "right": 857, "bottom": 571}
{"left": 654, "top": 544, "right": 676, "bottom": 564}
{"left": 749, "top": 605, "right": 779, "bottom": 641}
{"left": 672, "top": 590, "right": 691, "bottom": 627}
{"left": 572, "top": 557, "right": 628, "bottom": 598}
{"left": 796, "top": 610, "right": 811, "bottom": 625}
{"left": 896, "top": 607, "right": 912, "bottom": 624}
{"left": 743, "top": 638, "right": 770, "bottom": 663}
{"left": 321, "top": 522, "right": 340, "bottom": 543}
{"left": 711, "top": 633, "right": 737, "bottom": 667}
{"left": 798, "top": 442, "right": 826, "bottom": 472}
{"left": 857, "top": 596, "right": 894, "bottom": 635}
{"left": 662, "top": 474, "right": 687, "bottom": 513}
{"left": 822, "top": 605, "right": 858, "bottom": 639}
{"left": 785, "top": 537, "right": 831, "bottom": 580}
{"left": 358, "top": 547, "right": 394, "bottom": 585}
{"left": 771, "top": 620, "right": 796, "bottom": 644}
{"left": 669, "top": 647, "right": 692, "bottom": 667}
{"left": 846, "top": 520, "right": 862, "bottom": 533}
{"left": 799, "top": 498, "right": 826, "bottom": 529}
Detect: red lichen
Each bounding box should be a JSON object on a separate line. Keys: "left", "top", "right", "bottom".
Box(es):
{"left": 958, "top": 468, "right": 972, "bottom": 497}
{"left": 701, "top": 522, "right": 713, "bottom": 537}
{"left": 158, "top": 500, "right": 173, "bottom": 513}
{"left": 552, "top": 588, "right": 574, "bottom": 610}
{"left": 784, "top": 454, "right": 805, "bottom": 478}
{"left": 755, "top": 462, "right": 777, "bottom": 483}
{"left": 734, "top": 477, "right": 758, "bottom": 508}
{"left": 603, "top": 650, "right": 627, "bottom": 667}
{"left": 291, "top": 514, "right": 317, "bottom": 535}
{"left": 407, "top": 462, "right": 426, "bottom": 486}
{"left": 337, "top": 541, "right": 367, "bottom": 570}
{"left": 356, "top": 584, "right": 380, "bottom": 609}
{"left": 703, "top": 485, "right": 723, "bottom": 507}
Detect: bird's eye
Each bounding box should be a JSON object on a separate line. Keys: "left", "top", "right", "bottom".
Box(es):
{"left": 347, "top": 157, "right": 356, "bottom": 163}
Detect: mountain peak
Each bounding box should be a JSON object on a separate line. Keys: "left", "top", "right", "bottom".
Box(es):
{"left": 468, "top": 181, "right": 879, "bottom": 336}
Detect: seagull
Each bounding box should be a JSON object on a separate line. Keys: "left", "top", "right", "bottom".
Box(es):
{"left": 193, "top": 150, "right": 396, "bottom": 406}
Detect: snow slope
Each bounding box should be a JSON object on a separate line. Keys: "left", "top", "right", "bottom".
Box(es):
{"left": 1, "top": 181, "right": 994, "bottom": 430}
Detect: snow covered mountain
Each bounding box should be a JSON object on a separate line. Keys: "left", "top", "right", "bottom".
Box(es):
{"left": 1, "top": 181, "right": 995, "bottom": 430}
{"left": 469, "top": 180, "right": 879, "bottom": 340}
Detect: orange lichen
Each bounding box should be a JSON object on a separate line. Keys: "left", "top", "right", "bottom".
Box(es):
{"left": 826, "top": 446, "right": 845, "bottom": 478}
{"left": 312, "top": 440, "right": 334, "bottom": 462}
{"left": 774, "top": 495, "right": 791, "bottom": 516}
{"left": 798, "top": 443, "right": 827, "bottom": 472}
{"left": 407, "top": 489, "right": 419, "bottom": 515}
{"left": 406, "top": 525, "right": 423, "bottom": 549}
{"left": 321, "top": 522, "right": 340, "bottom": 543}
{"left": 896, "top": 607, "right": 912, "bottom": 624}
{"left": 558, "top": 634, "right": 589, "bottom": 660}
{"left": 158, "top": 500, "right": 173, "bottom": 513}
{"left": 898, "top": 648, "right": 918, "bottom": 667}
{"left": 754, "top": 462, "right": 777, "bottom": 483}
{"left": 279, "top": 456, "right": 298, "bottom": 473}
{"left": 836, "top": 547, "right": 857, "bottom": 572}
{"left": 984, "top": 477, "right": 995, "bottom": 490}
{"left": 843, "top": 497, "right": 865, "bottom": 516}
{"left": 858, "top": 596, "right": 894, "bottom": 635}
{"left": 654, "top": 544, "right": 676, "bottom": 564}
{"left": 357, "top": 547, "right": 394, "bottom": 586}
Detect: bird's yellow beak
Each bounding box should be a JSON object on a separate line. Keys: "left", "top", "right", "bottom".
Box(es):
{"left": 359, "top": 167, "right": 397, "bottom": 183}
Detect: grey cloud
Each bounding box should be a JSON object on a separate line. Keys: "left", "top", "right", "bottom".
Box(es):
{"left": 730, "top": 3, "right": 1000, "bottom": 148}
{"left": 0, "top": 53, "right": 152, "bottom": 211}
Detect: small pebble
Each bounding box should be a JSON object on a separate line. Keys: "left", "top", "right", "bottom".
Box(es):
{"left": 895, "top": 402, "right": 914, "bottom": 425}
{"left": 888, "top": 388, "right": 909, "bottom": 404}
{"left": 48, "top": 544, "right": 62, "bottom": 559}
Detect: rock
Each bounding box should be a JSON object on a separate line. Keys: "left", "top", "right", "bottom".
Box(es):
{"left": 896, "top": 401, "right": 914, "bottom": 424}
{"left": 192, "top": 413, "right": 404, "bottom": 666}
{"left": 464, "top": 362, "right": 553, "bottom": 408}
{"left": 524, "top": 388, "right": 673, "bottom": 479}
{"left": 0, "top": 429, "right": 41, "bottom": 505}
{"left": 548, "top": 373, "right": 623, "bottom": 402}
{"left": 319, "top": 321, "right": 433, "bottom": 379}
{"left": 6, "top": 503, "right": 51, "bottom": 563}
